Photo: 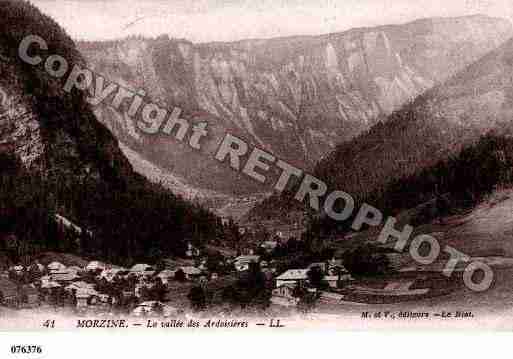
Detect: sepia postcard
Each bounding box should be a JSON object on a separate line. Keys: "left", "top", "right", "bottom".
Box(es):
{"left": 2, "top": 1, "right": 513, "bottom": 350}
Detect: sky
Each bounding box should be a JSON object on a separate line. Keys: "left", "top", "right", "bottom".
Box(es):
{"left": 31, "top": 0, "right": 513, "bottom": 43}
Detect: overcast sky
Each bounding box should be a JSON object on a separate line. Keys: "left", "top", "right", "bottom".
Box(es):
{"left": 32, "top": 0, "right": 513, "bottom": 43}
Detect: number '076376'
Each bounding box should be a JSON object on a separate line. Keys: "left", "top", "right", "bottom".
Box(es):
{"left": 10, "top": 345, "right": 42, "bottom": 355}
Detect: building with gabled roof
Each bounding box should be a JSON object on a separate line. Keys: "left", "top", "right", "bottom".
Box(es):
{"left": 130, "top": 263, "right": 154, "bottom": 272}
{"left": 47, "top": 261, "right": 66, "bottom": 273}
{"left": 271, "top": 282, "right": 299, "bottom": 307}
{"left": 275, "top": 269, "right": 309, "bottom": 288}
{"left": 85, "top": 261, "right": 106, "bottom": 272}
{"left": 50, "top": 269, "right": 80, "bottom": 283}
{"left": 234, "top": 255, "right": 260, "bottom": 272}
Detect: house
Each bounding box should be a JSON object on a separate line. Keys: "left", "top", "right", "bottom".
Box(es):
{"left": 47, "top": 261, "right": 66, "bottom": 273}
{"left": 326, "top": 259, "right": 353, "bottom": 281}
{"left": 75, "top": 291, "right": 90, "bottom": 309}
{"left": 135, "top": 283, "right": 149, "bottom": 298}
{"left": 234, "top": 255, "right": 260, "bottom": 272}
{"left": 0, "top": 279, "right": 18, "bottom": 307}
{"left": 156, "top": 270, "right": 176, "bottom": 285}
{"left": 28, "top": 262, "right": 45, "bottom": 273}
{"left": 85, "top": 261, "right": 106, "bottom": 272}
{"left": 74, "top": 287, "right": 101, "bottom": 309}
{"left": 275, "top": 269, "right": 309, "bottom": 287}
{"left": 319, "top": 291, "right": 345, "bottom": 304}
{"left": 40, "top": 280, "right": 61, "bottom": 291}
{"left": 129, "top": 264, "right": 155, "bottom": 280}
{"left": 130, "top": 264, "right": 154, "bottom": 273}
{"left": 65, "top": 282, "right": 96, "bottom": 305}
{"left": 324, "top": 275, "right": 352, "bottom": 288}
{"left": 99, "top": 268, "right": 124, "bottom": 282}
{"left": 271, "top": 283, "right": 299, "bottom": 307}
{"left": 50, "top": 269, "right": 80, "bottom": 283}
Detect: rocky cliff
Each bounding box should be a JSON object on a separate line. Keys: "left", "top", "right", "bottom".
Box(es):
{"left": 312, "top": 34, "right": 513, "bottom": 203}
{"left": 79, "top": 15, "right": 513, "bottom": 198}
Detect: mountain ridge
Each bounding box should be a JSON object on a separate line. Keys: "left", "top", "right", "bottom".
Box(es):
{"left": 249, "top": 30, "right": 513, "bottom": 226}
{"left": 77, "top": 14, "right": 513, "bottom": 199}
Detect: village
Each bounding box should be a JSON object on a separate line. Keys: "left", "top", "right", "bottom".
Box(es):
{"left": 0, "top": 229, "right": 357, "bottom": 317}
{"left": 1, "top": 203, "right": 470, "bottom": 319}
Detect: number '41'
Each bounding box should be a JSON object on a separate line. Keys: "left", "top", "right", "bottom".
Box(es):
{"left": 43, "top": 320, "right": 55, "bottom": 328}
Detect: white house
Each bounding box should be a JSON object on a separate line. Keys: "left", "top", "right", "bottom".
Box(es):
{"left": 130, "top": 264, "right": 154, "bottom": 272}
{"left": 85, "top": 261, "right": 106, "bottom": 272}
{"left": 275, "top": 269, "right": 309, "bottom": 288}
{"left": 47, "top": 261, "right": 66, "bottom": 273}
{"left": 40, "top": 280, "right": 61, "bottom": 290}
{"left": 50, "top": 268, "right": 80, "bottom": 283}
{"left": 271, "top": 283, "right": 299, "bottom": 307}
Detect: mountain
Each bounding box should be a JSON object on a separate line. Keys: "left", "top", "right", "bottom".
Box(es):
{"left": 250, "top": 31, "right": 513, "bottom": 227}
{"left": 316, "top": 35, "right": 513, "bottom": 202}
{"left": 77, "top": 15, "right": 513, "bottom": 198}
{"left": 0, "top": 0, "right": 227, "bottom": 264}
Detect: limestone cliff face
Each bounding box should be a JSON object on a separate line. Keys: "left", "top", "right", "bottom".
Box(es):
{"left": 311, "top": 35, "right": 513, "bottom": 209}
{"left": 79, "top": 15, "right": 513, "bottom": 196}
{"left": 0, "top": 85, "right": 44, "bottom": 167}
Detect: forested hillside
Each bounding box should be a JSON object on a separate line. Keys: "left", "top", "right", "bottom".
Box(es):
{"left": 316, "top": 133, "right": 513, "bottom": 235}
{"left": 0, "top": 0, "right": 232, "bottom": 265}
